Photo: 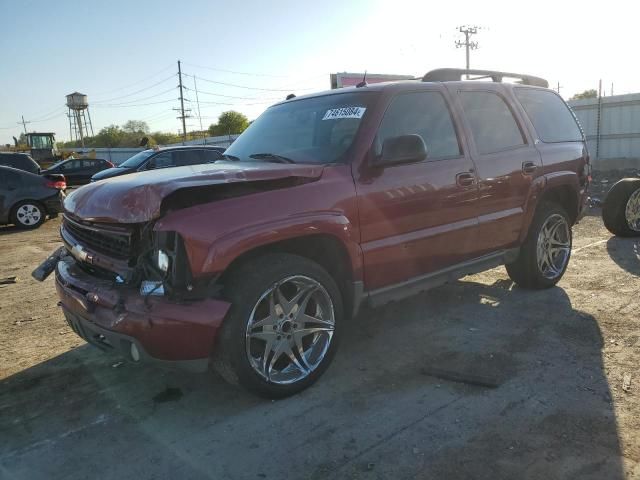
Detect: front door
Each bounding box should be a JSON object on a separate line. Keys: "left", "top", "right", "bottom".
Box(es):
{"left": 354, "top": 88, "right": 479, "bottom": 291}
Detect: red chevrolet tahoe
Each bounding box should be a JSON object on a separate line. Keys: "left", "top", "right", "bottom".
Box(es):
{"left": 36, "top": 69, "right": 589, "bottom": 397}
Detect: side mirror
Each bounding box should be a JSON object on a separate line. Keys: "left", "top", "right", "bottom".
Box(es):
{"left": 144, "top": 160, "right": 156, "bottom": 170}
{"left": 375, "top": 134, "right": 428, "bottom": 166}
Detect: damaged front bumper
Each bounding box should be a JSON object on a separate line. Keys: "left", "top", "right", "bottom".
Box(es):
{"left": 50, "top": 254, "right": 231, "bottom": 371}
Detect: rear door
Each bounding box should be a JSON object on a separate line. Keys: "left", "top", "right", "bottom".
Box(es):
{"left": 453, "top": 85, "right": 542, "bottom": 254}
{"left": 0, "top": 170, "right": 22, "bottom": 222}
{"left": 513, "top": 87, "right": 588, "bottom": 191}
{"left": 355, "top": 87, "right": 479, "bottom": 290}
{"left": 60, "top": 159, "right": 84, "bottom": 182}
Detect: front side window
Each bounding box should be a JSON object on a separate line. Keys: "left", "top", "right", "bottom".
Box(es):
{"left": 149, "top": 152, "right": 174, "bottom": 169}
{"left": 225, "top": 92, "right": 375, "bottom": 164}
{"left": 459, "top": 91, "right": 526, "bottom": 155}
{"left": 376, "top": 91, "right": 460, "bottom": 159}
{"left": 119, "top": 150, "right": 155, "bottom": 168}
{"left": 515, "top": 88, "right": 583, "bottom": 143}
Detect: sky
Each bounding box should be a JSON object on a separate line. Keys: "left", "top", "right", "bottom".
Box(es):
{"left": 1, "top": 0, "right": 639, "bottom": 144}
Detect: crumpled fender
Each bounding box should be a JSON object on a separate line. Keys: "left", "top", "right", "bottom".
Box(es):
{"left": 153, "top": 166, "right": 363, "bottom": 282}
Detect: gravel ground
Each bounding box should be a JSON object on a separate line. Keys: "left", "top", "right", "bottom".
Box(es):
{"left": 0, "top": 210, "right": 638, "bottom": 479}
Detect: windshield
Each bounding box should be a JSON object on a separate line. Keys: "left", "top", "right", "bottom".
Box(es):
{"left": 225, "top": 92, "right": 374, "bottom": 164}
{"left": 118, "top": 149, "right": 155, "bottom": 168}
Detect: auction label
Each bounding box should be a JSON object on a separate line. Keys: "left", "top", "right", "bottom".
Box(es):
{"left": 322, "top": 107, "right": 366, "bottom": 120}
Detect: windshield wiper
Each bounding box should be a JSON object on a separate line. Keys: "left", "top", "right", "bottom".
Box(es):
{"left": 249, "top": 152, "right": 296, "bottom": 164}
{"left": 220, "top": 153, "right": 240, "bottom": 161}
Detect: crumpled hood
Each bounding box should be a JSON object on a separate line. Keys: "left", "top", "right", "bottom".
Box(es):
{"left": 64, "top": 161, "right": 324, "bottom": 223}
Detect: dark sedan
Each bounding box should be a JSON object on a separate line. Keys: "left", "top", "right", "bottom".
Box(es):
{"left": 42, "top": 158, "right": 113, "bottom": 186}
{"left": 0, "top": 152, "right": 41, "bottom": 174}
{"left": 91, "top": 145, "right": 226, "bottom": 182}
{"left": 0, "top": 166, "right": 66, "bottom": 229}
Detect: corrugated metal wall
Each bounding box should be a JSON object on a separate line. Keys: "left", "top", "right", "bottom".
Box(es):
{"left": 60, "top": 134, "right": 239, "bottom": 165}
{"left": 568, "top": 93, "right": 640, "bottom": 169}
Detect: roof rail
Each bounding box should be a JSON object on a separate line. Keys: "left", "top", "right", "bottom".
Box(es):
{"left": 422, "top": 68, "right": 548, "bottom": 88}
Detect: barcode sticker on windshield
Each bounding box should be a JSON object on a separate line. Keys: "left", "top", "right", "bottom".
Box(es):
{"left": 322, "top": 107, "right": 366, "bottom": 120}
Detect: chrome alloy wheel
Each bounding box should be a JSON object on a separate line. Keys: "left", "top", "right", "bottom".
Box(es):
{"left": 245, "top": 275, "right": 335, "bottom": 385}
{"left": 624, "top": 188, "right": 640, "bottom": 232}
{"left": 16, "top": 204, "right": 42, "bottom": 226}
{"left": 536, "top": 214, "right": 571, "bottom": 280}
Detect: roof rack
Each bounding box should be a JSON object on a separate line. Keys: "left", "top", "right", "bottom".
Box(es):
{"left": 422, "top": 68, "right": 548, "bottom": 88}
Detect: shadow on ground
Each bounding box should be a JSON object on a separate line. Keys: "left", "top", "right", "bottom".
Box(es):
{"left": 0, "top": 279, "right": 624, "bottom": 480}
{"left": 607, "top": 236, "right": 640, "bottom": 276}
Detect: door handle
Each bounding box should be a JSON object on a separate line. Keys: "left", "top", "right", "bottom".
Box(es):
{"left": 522, "top": 161, "right": 538, "bottom": 175}
{"left": 456, "top": 171, "right": 475, "bottom": 187}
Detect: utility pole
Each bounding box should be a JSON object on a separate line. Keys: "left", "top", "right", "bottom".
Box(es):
{"left": 455, "top": 26, "right": 479, "bottom": 76}
{"left": 556, "top": 81, "right": 562, "bottom": 94}
{"left": 18, "top": 115, "right": 31, "bottom": 134}
{"left": 596, "top": 79, "right": 603, "bottom": 161}
{"left": 177, "top": 60, "right": 188, "bottom": 142}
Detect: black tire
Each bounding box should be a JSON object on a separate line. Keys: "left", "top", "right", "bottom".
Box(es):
{"left": 10, "top": 201, "right": 46, "bottom": 230}
{"left": 212, "top": 253, "right": 343, "bottom": 398}
{"left": 506, "top": 202, "right": 572, "bottom": 289}
{"left": 602, "top": 178, "right": 640, "bottom": 237}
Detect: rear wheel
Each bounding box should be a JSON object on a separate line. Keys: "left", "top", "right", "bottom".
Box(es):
{"left": 506, "top": 202, "right": 572, "bottom": 289}
{"left": 11, "top": 201, "right": 46, "bottom": 229}
{"left": 213, "top": 253, "right": 343, "bottom": 398}
{"left": 602, "top": 178, "right": 640, "bottom": 237}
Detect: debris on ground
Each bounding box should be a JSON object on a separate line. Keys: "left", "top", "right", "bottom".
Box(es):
{"left": 0, "top": 276, "right": 17, "bottom": 285}
{"left": 622, "top": 373, "right": 632, "bottom": 393}
{"left": 420, "top": 366, "right": 500, "bottom": 389}
{"left": 152, "top": 387, "right": 183, "bottom": 403}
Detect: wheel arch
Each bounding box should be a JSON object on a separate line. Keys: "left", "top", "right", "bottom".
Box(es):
{"left": 519, "top": 172, "right": 581, "bottom": 243}
{"left": 217, "top": 233, "right": 362, "bottom": 319}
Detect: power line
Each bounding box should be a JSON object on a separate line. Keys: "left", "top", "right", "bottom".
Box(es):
{"left": 91, "top": 87, "right": 176, "bottom": 107}
{"left": 93, "top": 74, "right": 177, "bottom": 104}
{"left": 181, "top": 61, "right": 290, "bottom": 78}
{"left": 189, "top": 73, "right": 318, "bottom": 92}
{"left": 93, "top": 98, "right": 177, "bottom": 108}
{"left": 93, "top": 63, "right": 175, "bottom": 96}
{"left": 183, "top": 83, "right": 280, "bottom": 101}
{"left": 192, "top": 75, "right": 204, "bottom": 133}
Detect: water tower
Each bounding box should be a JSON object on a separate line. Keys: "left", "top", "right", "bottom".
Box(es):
{"left": 66, "top": 92, "right": 94, "bottom": 147}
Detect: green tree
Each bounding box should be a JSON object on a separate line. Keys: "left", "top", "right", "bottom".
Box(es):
{"left": 122, "top": 120, "right": 150, "bottom": 134}
{"left": 93, "top": 125, "right": 124, "bottom": 148}
{"left": 570, "top": 89, "right": 597, "bottom": 101}
{"left": 208, "top": 110, "right": 249, "bottom": 136}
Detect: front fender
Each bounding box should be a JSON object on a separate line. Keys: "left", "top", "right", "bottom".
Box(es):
{"left": 202, "top": 212, "right": 363, "bottom": 281}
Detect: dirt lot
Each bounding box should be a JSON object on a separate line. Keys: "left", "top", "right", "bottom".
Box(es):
{"left": 1, "top": 211, "right": 639, "bottom": 479}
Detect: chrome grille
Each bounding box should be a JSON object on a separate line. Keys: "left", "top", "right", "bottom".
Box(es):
{"left": 62, "top": 215, "right": 134, "bottom": 260}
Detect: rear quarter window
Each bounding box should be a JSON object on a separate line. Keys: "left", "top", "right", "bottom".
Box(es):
{"left": 515, "top": 88, "right": 583, "bottom": 143}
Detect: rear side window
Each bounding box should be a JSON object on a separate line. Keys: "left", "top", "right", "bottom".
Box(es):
{"left": 459, "top": 91, "right": 526, "bottom": 155}
{"left": 377, "top": 91, "right": 460, "bottom": 159}
{"left": 515, "top": 88, "right": 583, "bottom": 142}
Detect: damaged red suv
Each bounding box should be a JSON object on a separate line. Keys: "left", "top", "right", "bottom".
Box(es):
{"left": 35, "top": 69, "right": 589, "bottom": 397}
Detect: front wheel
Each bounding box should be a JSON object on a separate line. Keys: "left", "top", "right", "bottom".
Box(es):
{"left": 506, "top": 202, "right": 572, "bottom": 289}
{"left": 213, "top": 253, "right": 343, "bottom": 398}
